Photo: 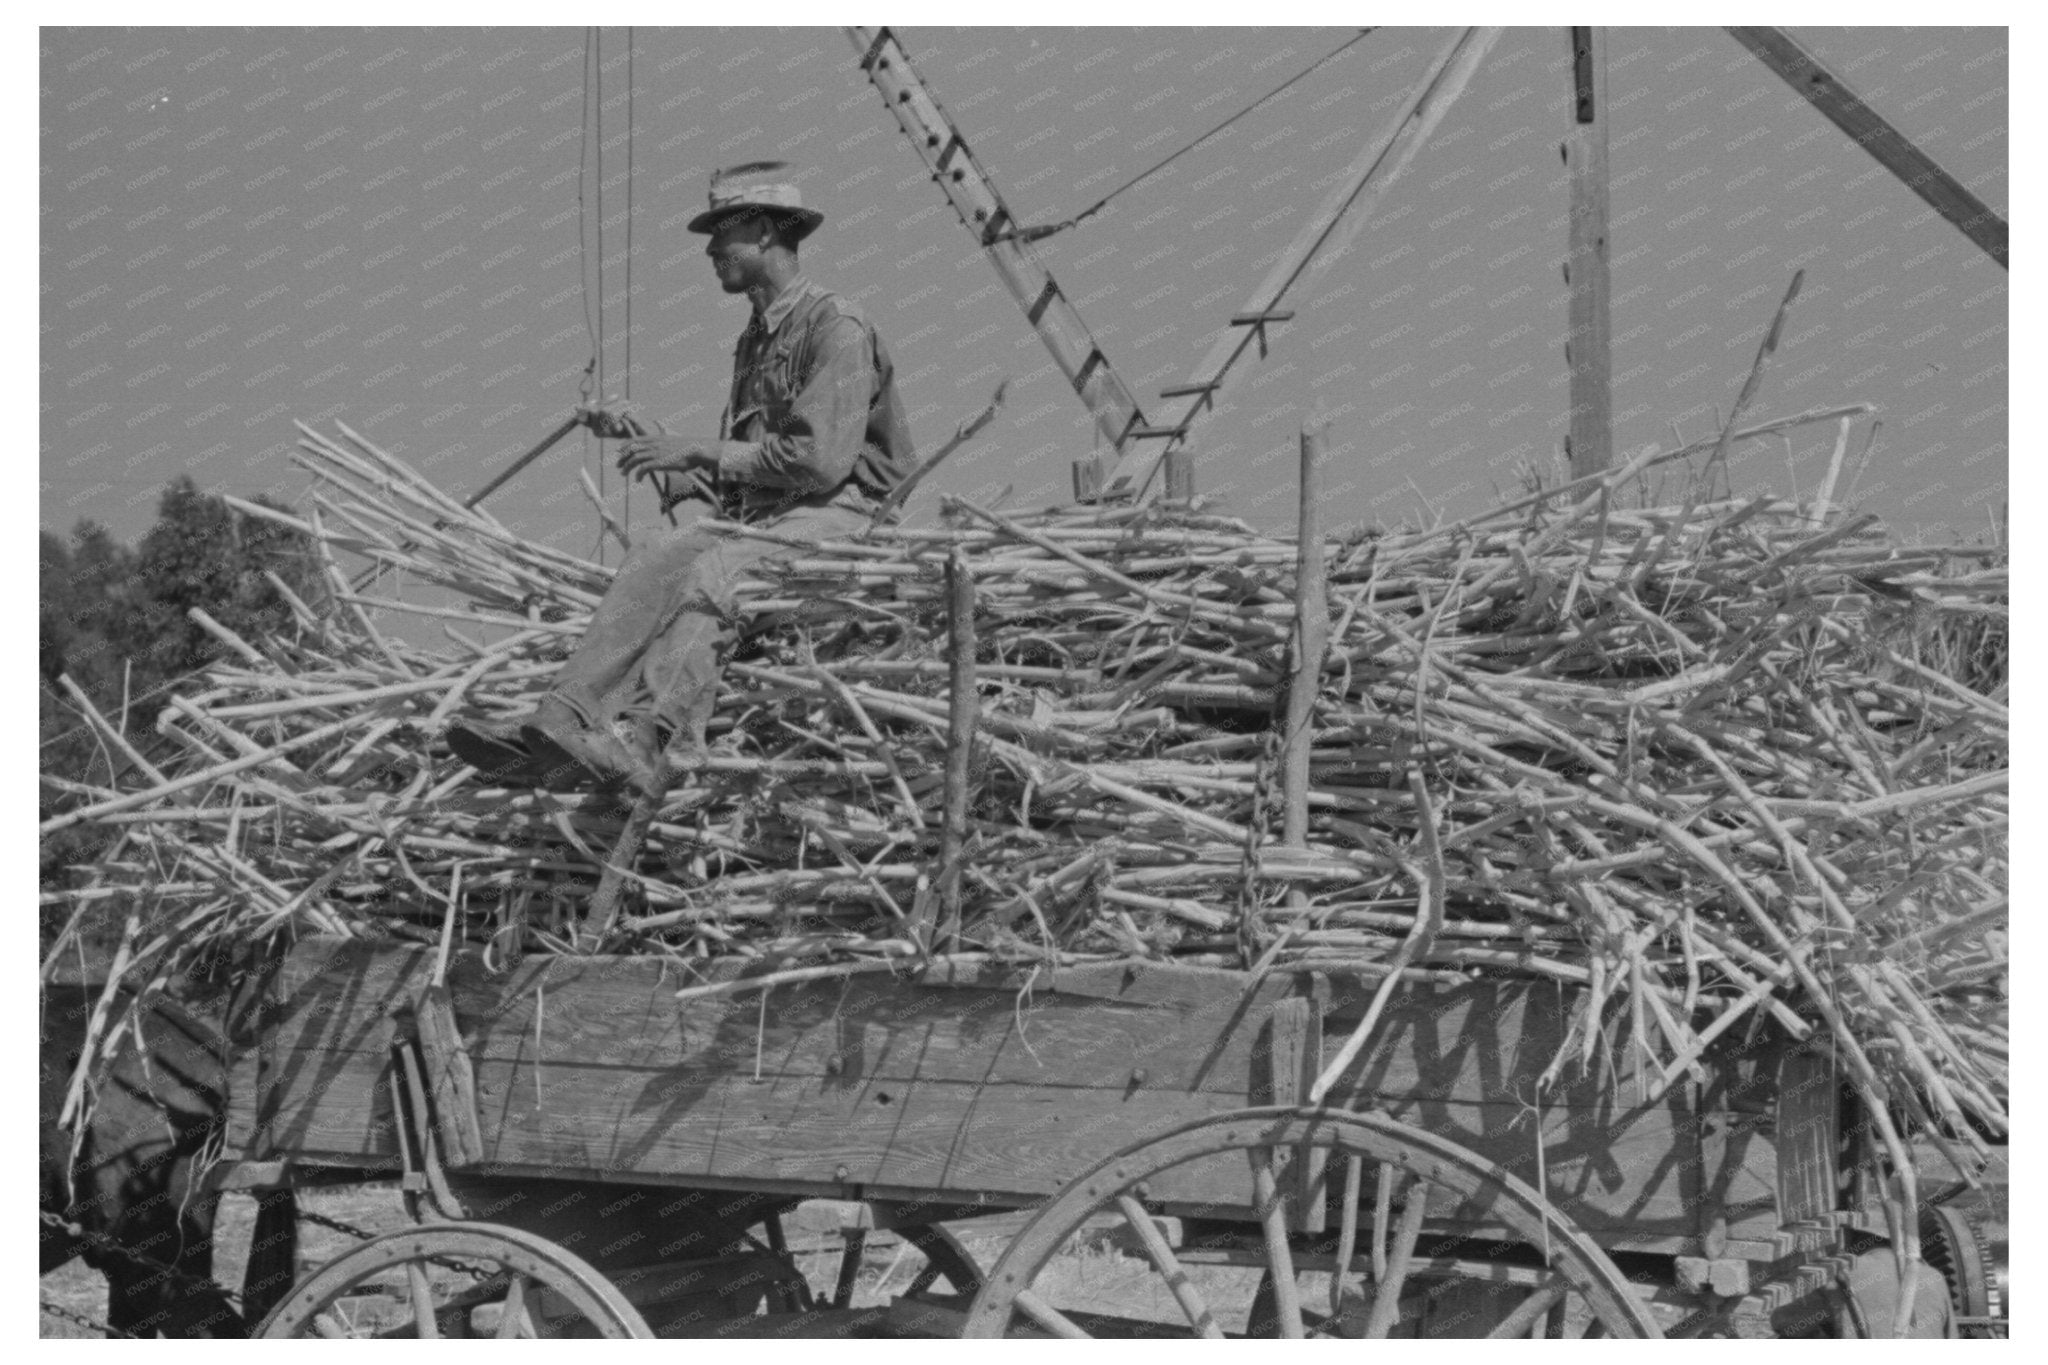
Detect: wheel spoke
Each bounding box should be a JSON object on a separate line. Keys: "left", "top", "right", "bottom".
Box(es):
{"left": 1113, "top": 1194, "right": 1224, "bottom": 1339}
{"left": 258, "top": 1222, "right": 652, "bottom": 1340}
{"left": 963, "top": 1109, "right": 1663, "bottom": 1340}
{"left": 1485, "top": 1277, "right": 1569, "bottom": 1339}
{"left": 1252, "top": 1149, "right": 1306, "bottom": 1338}
{"left": 832, "top": 1228, "right": 867, "bottom": 1310}
{"left": 1361, "top": 1175, "right": 1428, "bottom": 1338}
{"left": 495, "top": 1274, "right": 532, "bottom": 1339}
{"left": 902, "top": 1225, "right": 985, "bottom": 1302}
{"left": 406, "top": 1260, "right": 442, "bottom": 1339}
{"left": 1014, "top": 1286, "right": 1093, "bottom": 1339}
{"left": 1331, "top": 1153, "right": 1364, "bottom": 1319}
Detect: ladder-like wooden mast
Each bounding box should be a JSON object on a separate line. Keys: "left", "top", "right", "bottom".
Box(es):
{"left": 848, "top": 26, "right": 1999, "bottom": 503}
{"left": 846, "top": 27, "right": 1154, "bottom": 496}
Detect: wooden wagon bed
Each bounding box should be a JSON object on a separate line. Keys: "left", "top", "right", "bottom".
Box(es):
{"left": 234, "top": 937, "right": 1839, "bottom": 1260}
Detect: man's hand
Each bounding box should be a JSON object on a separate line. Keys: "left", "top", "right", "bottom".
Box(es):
{"left": 617, "top": 437, "right": 722, "bottom": 483}
{"left": 578, "top": 399, "right": 663, "bottom": 440}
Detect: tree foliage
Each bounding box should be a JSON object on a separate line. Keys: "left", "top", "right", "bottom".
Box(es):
{"left": 39, "top": 477, "right": 325, "bottom": 899}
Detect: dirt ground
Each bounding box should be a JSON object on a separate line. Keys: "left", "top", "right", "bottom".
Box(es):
{"left": 40, "top": 1180, "right": 1263, "bottom": 1338}
{"left": 40, "top": 1183, "right": 1044, "bottom": 1338}
{"left": 45, "top": 1153, "right": 2010, "bottom": 1337}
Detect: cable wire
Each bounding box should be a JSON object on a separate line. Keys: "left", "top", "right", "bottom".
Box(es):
{"left": 579, "top": 27, "right": 608, "bottom": 560}
{"left": 1013, "top": 29, "right": 1374, "bottom": 243}
{"left": 623, "top": 27, "right": 635, "bottom": 530}
{"left": 594, "top": 28, "right": 606, "bottom": 420}
{"left": 577, "top": 29, "right": 600, "bottom": 397}
{"left": 1134, "top": 36, "right": 1425, "bottom": 502}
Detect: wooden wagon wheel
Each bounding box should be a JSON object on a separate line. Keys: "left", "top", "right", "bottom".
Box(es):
{"left": 962, "top": 1106, "right": 1661, "bottom": 1339}
{"left": 900, "top": 1225, "right": 986, "bottom": 1299}
{"left": 257, "top": 1221, "right": 652, "bottom": 1339}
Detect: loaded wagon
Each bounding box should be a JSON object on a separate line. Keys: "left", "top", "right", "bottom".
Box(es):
{"left": 224, "top": 933, "right": 1971, "bottom": 1339}
{"left": 53, "top": 422, "right": 2004, "bottom": 1341}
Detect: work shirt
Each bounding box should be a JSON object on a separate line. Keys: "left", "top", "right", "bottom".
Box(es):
{"left": 716, "top": 276, "right": 916, "bottom": 511}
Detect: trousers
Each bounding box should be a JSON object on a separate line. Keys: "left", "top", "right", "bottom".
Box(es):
{"left": 544, "top": 492, "right": 871, "bottom": 751}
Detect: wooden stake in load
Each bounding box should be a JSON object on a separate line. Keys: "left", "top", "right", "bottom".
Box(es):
{"left": 865, "top": 383, "right": 1007, "bottom": 530}
{"left": 933, "top": 550, "right": 978, "bottom": 951}
{"left": 585, "top": 774, "right": 670, "bottom": 946}
{"left": 1280, "top": 413, "right": 1332, "bottom": 908}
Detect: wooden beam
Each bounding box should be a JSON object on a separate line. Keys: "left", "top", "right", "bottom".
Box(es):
{"left": 1727, "top": 27, "right": 2007, "bottom": 269}
{"left": 1162, "top": 449, "right": 1196, "bottom": 505}
{"left": 1564, "top": 26, "right": 1613, "bottom": 480}
{"left": 410, "top": 983, "right": 485, "bottom": 1167}
{"left": 463, "top": 412, "right": 583, "bottom": 510}
{"left": 1258, "top": 996, "right": 1327, "bottom": 1233}
{"left": 1148, "top": 28, "right": 1502, "bottom": 484}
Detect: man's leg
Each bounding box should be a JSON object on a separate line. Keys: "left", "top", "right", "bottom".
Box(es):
{"left": 637, "top": 503, "right": 871, "bottom": 759}
{"left": 450, "top": 501, "right": 726, "bottom": 788}
{"left": 541, "top": 504, "right": 726, "bottom": 730}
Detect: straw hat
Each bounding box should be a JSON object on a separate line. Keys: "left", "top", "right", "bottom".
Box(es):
{"left": 687, "top": 161, "right": 825, "bottom": 241}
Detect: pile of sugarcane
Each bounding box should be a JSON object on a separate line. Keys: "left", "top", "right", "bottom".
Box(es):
{"left": 42, "top": 418, "right": 2006, "bottom": 1175}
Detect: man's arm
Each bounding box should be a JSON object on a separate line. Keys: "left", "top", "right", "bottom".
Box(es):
{"left": 717, "top": 315, "right": 875, "bottom": 494}
{"left": 582, "top": 402, "right": 714, "bottom": 509}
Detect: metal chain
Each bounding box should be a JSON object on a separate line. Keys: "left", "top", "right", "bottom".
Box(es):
{"left": 39, "top": 1208, "right": 243, "bottom": 1309}
{"left": 300, "top": 1205, "right": 506, "bottom": 1287}
{"left": 39, "top": 1297, "right": 138, "bottom": 1338}
{"left": 44, "top": 1198, "right": 504, "bottom": 1337}
{"left": 294, "top": 1206, "right": 378, "bottom": 1243}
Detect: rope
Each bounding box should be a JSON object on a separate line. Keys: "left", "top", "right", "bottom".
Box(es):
{"left": 576, "top": 28, "right": 603, "bottom": 563}
{"left": 592, "top": 29, "right": 606, "bottom": 407}
{"left": 592, "top": 26, "right": 607, "bottom": 560}
{"left": 1011, "top": 29, "right": 1374, "bottom": 243}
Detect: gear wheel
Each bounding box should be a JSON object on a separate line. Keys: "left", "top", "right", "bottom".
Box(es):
{"left": 1921, "top": 1194, "right": 2006, "bottom": 1337}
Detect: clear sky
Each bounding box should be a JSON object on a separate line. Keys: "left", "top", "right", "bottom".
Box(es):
{"left": 40, "top": 24, "right": 2007, "bottom": 562}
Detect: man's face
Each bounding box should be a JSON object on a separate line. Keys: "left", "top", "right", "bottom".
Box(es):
{"left": 706, "top": 217, "right": 772, "bottom": 294}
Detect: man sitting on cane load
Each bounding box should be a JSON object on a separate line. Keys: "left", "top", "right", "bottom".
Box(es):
{"left": 447, "top": 162, "right": 916, "bottom": 795}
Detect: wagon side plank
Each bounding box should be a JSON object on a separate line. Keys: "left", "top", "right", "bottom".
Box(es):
{"left": 245, "top": 939, "right": 1793, "bottom": 1246}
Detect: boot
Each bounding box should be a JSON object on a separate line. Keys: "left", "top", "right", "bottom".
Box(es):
{"left": 446, "top": 716, "right": 551, "bottom": 785}
{"left": 633, "top": 712, "right": 703, "bottom": 781}
{"left": 522, "top": 711, "right": 663, "bottom": 796}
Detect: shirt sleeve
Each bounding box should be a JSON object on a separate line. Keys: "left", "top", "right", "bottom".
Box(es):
{"left": 718, "top": 314, "right": 874, "bottom": 493}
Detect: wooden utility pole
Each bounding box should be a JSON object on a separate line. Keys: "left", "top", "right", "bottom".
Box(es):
{"left": 1564, "top": 26, "right": 1613, "bottom": 480}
